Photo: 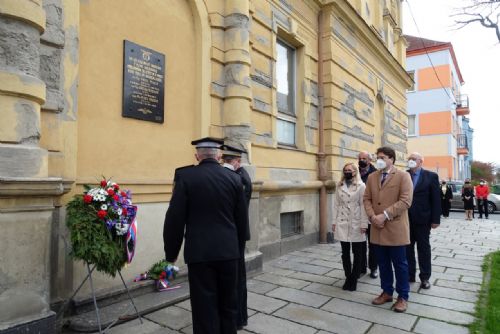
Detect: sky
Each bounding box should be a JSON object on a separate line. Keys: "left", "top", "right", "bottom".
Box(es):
{"left": 402, "top": 0, "right": 500, "bottom": 165}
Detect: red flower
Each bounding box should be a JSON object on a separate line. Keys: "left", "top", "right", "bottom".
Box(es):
{"left": 100, "top": 180, "right": 107, "bottom": 187}
{"left": 122, "top": 207, "right": 128, "bottom": 216}
{"left": 113, "top": 195, "right": 119, "bottom": 201}
{"left": 107, "top": 188, "right": 115, "bottom": 196}
{"left": 120, "top": 191, "right": 127, "bottom": 197}
{"left": 113, "top": 184, "right": 120, "bottom": 190}
{"left": 159, "top": 271, "right": 166, "bottom": 279}
{"left": 97, "top": 210, "right": 107, "bottom": 219}
{"left": 83, "top": 194, "right": 93, "bottom": 203}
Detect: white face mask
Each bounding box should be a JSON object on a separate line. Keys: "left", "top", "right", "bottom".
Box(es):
{"left": 375, "top": 159, "right": 387, "bottom": 170}
{"left": 407, "top": 160, "right": 417, "bottom": 169}
{"left": 480, "top": 182, "right": 485, "bottom": 186}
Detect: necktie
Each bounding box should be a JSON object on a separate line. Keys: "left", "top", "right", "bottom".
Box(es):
{"left": 381, "top": 172, "right": 388, "bottom": 185}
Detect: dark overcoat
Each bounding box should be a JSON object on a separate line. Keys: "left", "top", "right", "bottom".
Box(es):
{"left": 163, "top": 158, "right": 248, "bottom": 263}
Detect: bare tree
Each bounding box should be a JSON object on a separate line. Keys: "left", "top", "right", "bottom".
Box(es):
{"left": 452, "top": 0, "right": 500, "bottom": 43}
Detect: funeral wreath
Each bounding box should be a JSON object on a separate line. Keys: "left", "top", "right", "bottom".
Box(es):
{"left": 66, "top": 178, "right": 138, "bottom": 276}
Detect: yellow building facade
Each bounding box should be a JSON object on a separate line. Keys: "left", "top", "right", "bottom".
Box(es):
{"left": 0, "top": 0, "right": 411, "bottom": 331}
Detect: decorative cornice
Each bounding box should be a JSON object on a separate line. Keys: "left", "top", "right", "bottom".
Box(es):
{"left": 0, "top": 177, "right": 71, "bottom": 196}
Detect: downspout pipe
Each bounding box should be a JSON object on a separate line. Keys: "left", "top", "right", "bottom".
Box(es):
{"left": 317, "top": 8, "right": 328, "bottom": 243}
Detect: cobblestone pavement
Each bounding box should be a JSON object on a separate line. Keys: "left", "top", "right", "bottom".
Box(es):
{"left": 102, "top": 217, "right": 500, "bottom": 334}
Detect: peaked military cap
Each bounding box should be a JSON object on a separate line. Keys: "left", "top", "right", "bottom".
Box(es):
{"left": 221, "top": 144, "right": 247, "bottom": 157}
{"left": 190, "top": 137, "right": 224, "bottom": 148}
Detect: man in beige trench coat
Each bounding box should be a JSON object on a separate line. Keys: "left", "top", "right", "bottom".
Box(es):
{"left": 363, "top": 146, "right": 413, "bottom": 313}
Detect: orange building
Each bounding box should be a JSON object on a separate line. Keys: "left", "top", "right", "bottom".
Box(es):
{"left": 405, "top": 35, "right": 472, "bottom": 181}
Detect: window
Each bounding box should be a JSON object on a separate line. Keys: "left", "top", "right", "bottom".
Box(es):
{"left": 407, "top": 71, "right": 415, "bottom": 91}
{"left": 276, "top": 39, "right": 296, "bottom": 145}
{"left": 407, "top": 114, "right": 416, "bottom": 136}
{"left": 280, "top": 211, "right": 302, "bottom": 238}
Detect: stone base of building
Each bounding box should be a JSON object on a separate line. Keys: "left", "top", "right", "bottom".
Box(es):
{"left": 259, "top": 232, "right": 319, "bottom": 262}
{"left": 0, "top": 312, "right": 56, "bottom": 334}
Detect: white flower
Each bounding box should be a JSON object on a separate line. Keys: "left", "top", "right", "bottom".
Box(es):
{"left": 116, "top": 208, "right": 123, "bottom": 215}
{"left": 100, "top": 204, "right": 108, "bottom": 211}
{"left": 94, "top": 194, "right": 106, "bottom": 202}
{"left": 115, "top": 223, "right": 129, "bottom": 236}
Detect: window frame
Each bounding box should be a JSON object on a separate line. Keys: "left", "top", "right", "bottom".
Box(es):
{"left": 276, "top": 38, "right": 297, "bottom": 146}
{"left": 280, "top": 211, "right": 303, "bottom": 238}
{"left": 407, "top": 114, "right": 416, "bottom": 137}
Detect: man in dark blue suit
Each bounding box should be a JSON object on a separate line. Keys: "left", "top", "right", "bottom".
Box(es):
{"left": 406, "top": 152, "right": 441, "bottom": 289}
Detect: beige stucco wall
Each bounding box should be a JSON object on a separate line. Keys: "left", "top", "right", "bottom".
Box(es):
{"left": 57, "top": 0, "right": 409, "bottom": 298}
{"left": 0, "top": 1, "right": 410, "bottom": 319}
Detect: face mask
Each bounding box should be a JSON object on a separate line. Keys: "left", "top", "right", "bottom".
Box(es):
{"left": 480, "top": 182, "right": 485, "bottom": 186}
{"left": 343, "top": 172, "right": 353, "bottom": 180}
{"left": 358, "top": 160, "right": 368, "bottom": 168}
{"left": 375, "top": 159, "right": 387, "bottom": 170}
{"left": 407, "top": 160, "right": 417, "bottom": 169}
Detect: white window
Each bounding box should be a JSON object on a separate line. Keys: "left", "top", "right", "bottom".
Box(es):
{"left": 276, "top": 39, "right": 296, "bottom": 146}
{"left": 407, "top": 71, "right": 415, "bottom": 92}
{"left": 408, "top": 114, "right": 416, "bottom": 136}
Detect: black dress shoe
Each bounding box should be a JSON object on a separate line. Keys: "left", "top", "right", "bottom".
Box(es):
{"left": 420, "top": 280, "right": 431, "bottom": 289}
{"left": 409, "top": 276, "right": 416, "bottom": 283}
{"left": 369, "top": 270, "right": 378, "bottom": 279}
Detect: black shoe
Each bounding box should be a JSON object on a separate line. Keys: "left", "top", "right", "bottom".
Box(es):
{"left": 342, "top": 279, "right": 350, "bottom": 290}
{"left": 370, "top": 270, "right": 378, "bottom": 279}
{"left": 347, "top": 279, "right": 357, "bottom": 291}
{"left": 409, "top": 276, "right": 416, "bottom": 283}
{"left": 420, "top": 280, "right": 431, "bottom": 289}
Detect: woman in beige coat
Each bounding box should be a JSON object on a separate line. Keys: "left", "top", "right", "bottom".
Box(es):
{"left": 332, "top": 162, "right": 369, "bottom": 291}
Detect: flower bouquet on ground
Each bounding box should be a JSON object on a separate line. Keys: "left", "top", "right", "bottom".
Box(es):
{"left": 134, "top": 259, "right": 180, "bottom": 291}
{"left": 66, "top": 178, "right": 138, "bottom": 277}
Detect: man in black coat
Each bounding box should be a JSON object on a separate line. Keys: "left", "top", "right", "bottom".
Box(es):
{"left": 221, "top": 144, "right": 252, "bottom": 330}
{"left": 163, "top": 137, "right": 248, "bottom": 334}
{"left": 358, "top": 151, "right": 378, "bottom": 279}
{"left": 406, "top": 152, "right": 441, "bottom": 289}
{"left": 440, "top": 180, "right": 453, "bottom": 218}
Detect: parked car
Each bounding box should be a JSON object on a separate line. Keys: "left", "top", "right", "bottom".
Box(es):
{"left": 448, "top": 181, "right": 499, "bottom": 214}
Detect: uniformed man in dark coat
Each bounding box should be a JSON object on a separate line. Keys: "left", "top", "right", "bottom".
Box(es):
{"left": 221, "top": 144, "right": 252, "bottom": 330}
{"left": 163, "top": 137, "right": 248, "bottom": 334}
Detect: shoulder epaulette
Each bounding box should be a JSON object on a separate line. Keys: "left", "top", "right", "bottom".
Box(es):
{"left": 175, "top": 165, "right": 194, "bottom": 172}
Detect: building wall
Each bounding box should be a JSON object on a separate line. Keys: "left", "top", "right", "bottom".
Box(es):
{"left": 406, "top": 47, "right": 468, "bottom": 181}
{"left": 0, "top": 0, "right": 410, "bottom": 327}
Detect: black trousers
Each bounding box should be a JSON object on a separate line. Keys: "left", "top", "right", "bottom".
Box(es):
{"left": 236, "top": 245, "right": 248, "bottom": 327}
{"left": 341, "top": 241, "right": 364, "bottom": 279}
{"left": 188, "top": 259, "right": 239, "bottom": 334}
{"left": 478, "top": 199, "right": 489, "bottom": 218}
{"left": 406, "top": 223, "right": 431, "bottom": 281}
{"left": 441, "top": 199, "right": 451, "bottom": 217}
{"left": 360, "top": 225, "right": 377, "bottom": 272}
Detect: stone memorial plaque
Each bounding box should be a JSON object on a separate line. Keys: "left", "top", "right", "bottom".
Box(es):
{"left": 123, "top": 40, "right": 165, "bottom": 123}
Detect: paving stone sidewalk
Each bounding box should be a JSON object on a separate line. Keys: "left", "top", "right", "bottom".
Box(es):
{"left": 87, "top": 217, "right": 500, "bottom": 334}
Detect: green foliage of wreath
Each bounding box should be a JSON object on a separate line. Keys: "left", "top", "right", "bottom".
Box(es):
{"left": 147, "top": 259, "right": 172, "bottom": 280}
{"left": 66, "top": 196, "right": 126, "bottom": 277}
